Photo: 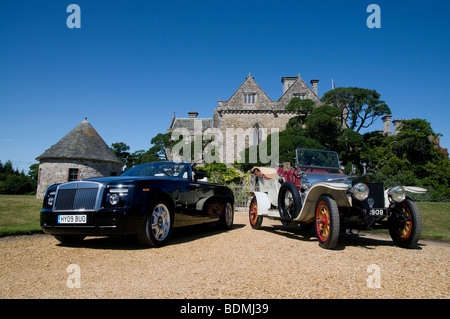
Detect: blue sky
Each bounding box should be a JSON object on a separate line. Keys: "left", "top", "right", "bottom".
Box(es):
{"left": 1, "top": 0, "right": 449, "bottom": 172}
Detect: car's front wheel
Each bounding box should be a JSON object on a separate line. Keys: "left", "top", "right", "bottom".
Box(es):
{"left": 138, "top": 200, "right": 174, "bottom": 247}
{"left": 388, "top": 199, "right": 422, "bottom": 248}
{"left": 315, "top": 195, "right": 340, "bottom": 249}
{"left": 249, "top": 196, "right": 263, "bottom": 229}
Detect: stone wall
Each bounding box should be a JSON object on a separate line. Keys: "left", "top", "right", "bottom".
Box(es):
{"left": 219, "top": 110, "right": 294, "bottom": 164}
{"left": 36, "top": 159, "right": 122, "bottom": 199}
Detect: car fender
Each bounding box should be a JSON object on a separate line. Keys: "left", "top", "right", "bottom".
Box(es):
{"left": 247, "top": 191, "right": 272, "bottom": 215}
{"left": 383, "top": 186, "right": 427, "bottom": 206}
{"left": 144, "top": 188, "right": 176, "bottom": 214}
{"left": 196, "top": 194, "right": 233, "bottom": 212}
{"left": 404, "top": 186, "right": 427, "bottom": 194}
{"left": 294, "top": 183, "right": 350, "bottom": 222}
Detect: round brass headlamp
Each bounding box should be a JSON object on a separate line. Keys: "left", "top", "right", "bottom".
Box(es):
{"left": 351, "top": 183, "right": 369, "bottom": 201}
{"left": 388, "top": 185, "right": 406, "bottom": 203}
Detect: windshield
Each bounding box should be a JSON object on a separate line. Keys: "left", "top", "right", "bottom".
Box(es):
{"left": 121, "top": 162, "right": 190, "bottom": 178}
{"left": 296, "top": 148, "right": 340, "bottom": 168}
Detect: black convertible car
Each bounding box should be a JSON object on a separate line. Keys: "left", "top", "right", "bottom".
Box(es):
{"left": 40, "top": 162, "right": 234, "bottom": 247}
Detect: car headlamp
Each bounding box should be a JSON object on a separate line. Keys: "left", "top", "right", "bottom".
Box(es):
{"left": 47, "top": 191, "right": 56, "bottom": 207}
{"left": 108, "top": 193, "right": 121, "bottom": 205}
{"left": 107, "top": 186, "right": 129, "bottom": 206}
{"left": 351, "top": 183, "right": 369, "bottom": 201}
{"left": 388, "top": 185, "right": 406, "bottom": 203}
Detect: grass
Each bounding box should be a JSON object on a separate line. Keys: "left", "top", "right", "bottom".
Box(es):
{"left": 417, "top": 202, "right": 450, "bottom": 241}
{"left": 0, "top": 195, "right": 42, "bottom": 235}
{"left": 0, "top": 195, "right": 449, "bottom": 241}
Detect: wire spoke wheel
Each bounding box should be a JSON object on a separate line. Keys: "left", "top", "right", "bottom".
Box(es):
{"left": 278, "top": 182, "right": 302, "bottom": 219}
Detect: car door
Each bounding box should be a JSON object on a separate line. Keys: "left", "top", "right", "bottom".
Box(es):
{"left": 173, "top": 165, "right": 216, "bottom": 226}
{"left": 190, "top": 180, "right": 215, "bottom": 216}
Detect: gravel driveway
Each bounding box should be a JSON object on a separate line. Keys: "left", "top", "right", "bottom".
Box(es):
{"left": 1, "top": 211, "right": 449, "bottom": 299}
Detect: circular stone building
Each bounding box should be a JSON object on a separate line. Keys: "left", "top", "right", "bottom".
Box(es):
{"left": 35, "top": 118, "right": 123, "bottom": 199}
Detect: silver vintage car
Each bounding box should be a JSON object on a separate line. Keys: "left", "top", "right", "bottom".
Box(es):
{"left": 248, "top": 148, "right": 427, "bottom": 249}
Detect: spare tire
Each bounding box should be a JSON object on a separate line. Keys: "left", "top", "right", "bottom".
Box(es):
{"left": 278, "top": 182, "right": 302, "bottom": 219}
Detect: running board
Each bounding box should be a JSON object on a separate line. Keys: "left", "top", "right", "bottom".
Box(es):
{"left": 258, "top": 209, "right": 293, "bottom": 221}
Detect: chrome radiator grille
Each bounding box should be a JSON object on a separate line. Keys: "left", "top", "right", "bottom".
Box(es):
{"left": 54, "top": 182, "right": 101, "bottom": 211}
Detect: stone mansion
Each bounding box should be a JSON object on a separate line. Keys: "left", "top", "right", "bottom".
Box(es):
{"left": 167, "top": 73, "right": 321, "bottom": 163}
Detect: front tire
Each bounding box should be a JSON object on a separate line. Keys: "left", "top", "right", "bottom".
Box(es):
{"left": 138, "top": 201, "right": 174, "bottom": 247}
{"left": 389, "top": 199, "right": 422, "bottom": 248}
{"left": 249, "top": 196, "right": 263, "bottom": 229}
{"left": 315, "top": 195, "right": 340, "bottom": 249}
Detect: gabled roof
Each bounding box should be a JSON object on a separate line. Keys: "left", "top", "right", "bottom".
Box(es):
{"left": 36, "top": 118, "right": 123, "bottom": 165}
{"left": 225, "top": 73, "right": 273, "bottom": 103}
{"left": 278, "top": 74, "right": 320, "bottom": 102}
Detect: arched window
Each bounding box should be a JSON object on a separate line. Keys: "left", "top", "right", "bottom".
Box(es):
{"left": 253, "top": 124, "right": 263, "bottom": 145}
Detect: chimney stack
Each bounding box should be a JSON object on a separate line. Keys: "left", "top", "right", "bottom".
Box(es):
{"left": 188, "top": 111, "right": 199, "bottom": 118}
{"left": 281, "top": 77, "right": 297, "bottom": 94}
{"left": 382, "top": 114, "right": 392, "bottom": 136}
{"left": 310, "top": 79, "right": 319, "bottom": 96}
{"left": 393, "top": 119, "right": 403, "bottom": 136}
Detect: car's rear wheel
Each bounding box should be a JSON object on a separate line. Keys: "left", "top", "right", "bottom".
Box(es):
{"left": 388, "top": 199, "right": 422, "bottom": 248}
{"left": 249, "top": 196, "right": 263, "bottom": 229}
{"left": 217, "top": 201, "right": 234, "bottom": 229}
{"left": 315, "top": 195, "right": 340, "bottom": 249}
{"left": 138, "top": 200, "right": 174, "bottom": 247}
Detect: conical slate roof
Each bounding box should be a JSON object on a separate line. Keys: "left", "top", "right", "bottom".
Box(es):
{"left": 36, "top": 118, "right": 123, "bottom": 165}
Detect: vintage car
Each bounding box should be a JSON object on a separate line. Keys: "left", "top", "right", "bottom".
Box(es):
{"left": 41, "top": 161, "right": 234, "bottom": 247}
{"left": 248, "top": 148, "right": 427, "bottom": 249}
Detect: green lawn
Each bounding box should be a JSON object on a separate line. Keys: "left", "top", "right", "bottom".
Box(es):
{"left": 0, "top": 195, "right": 449, "bottom": 241}
{"left": 0, "top": 195, "right": 42, "bottom": 235}
{"left": 417, "top": 202, "right": 450, "bottom": 241}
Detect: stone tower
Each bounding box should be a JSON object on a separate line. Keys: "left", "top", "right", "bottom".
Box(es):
{"left": 35, "top": 118, "right": 123, "bottom": 199}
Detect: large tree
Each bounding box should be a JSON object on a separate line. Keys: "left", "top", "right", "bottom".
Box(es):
{"left": 111, "top": 142, "right": 131, "bottom": 163}
{"left": 112, "top": 133, "right": 175, "bottom": 171}
{"left": 304, "top": 104, "right": 342, "bottom": 149}
{"left": 362, "top": 119, "right": 450, "bottom": 201}
{"left": 285, "top": 98, "right": 315, "bottom": 128}
{"left": 321, "top": 87, "right": 391, "bottom": 132}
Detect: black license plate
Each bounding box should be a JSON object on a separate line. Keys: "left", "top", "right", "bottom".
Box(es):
{"left": 369, "top": 209, "right": 387, "bottom": 217}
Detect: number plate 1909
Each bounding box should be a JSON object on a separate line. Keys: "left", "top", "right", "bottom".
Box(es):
{"left": 58, "top": 215, "right": 87, "bottom": 224}
{"left": 369, "top": 209, "right": 387, "bottom": 217}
